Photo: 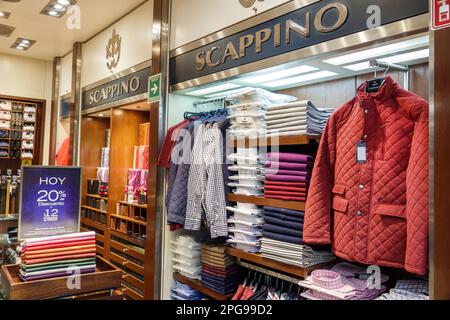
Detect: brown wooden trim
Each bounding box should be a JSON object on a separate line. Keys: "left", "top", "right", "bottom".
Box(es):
{"left": 69, "top": 42, "right": 82, "bottom": 166}
{"left": 431, "top": 27, "right": 450, "bottom": 300}
{"left": 49, "top": 57, "right": 61, "bottom": 165}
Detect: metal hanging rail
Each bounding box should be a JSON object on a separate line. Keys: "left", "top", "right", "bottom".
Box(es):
{"left": 369, "top": 58, "right": 409, "bottom": 72}
{"left": 236, "top": 260, "right": 301, "bottom": 285}
{"left": 369, "top": 58, "right": 410, "bottom": 90}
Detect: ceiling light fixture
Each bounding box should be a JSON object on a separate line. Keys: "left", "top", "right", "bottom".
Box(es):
{"left": 344, "top": 49, "right": 430, "bottom": 71}
{"left": 41, "top": 0, "right": 77, "bottom": 18}
{"left": 10, "top": 38, "right": 36, "bottom": 51}
{"left": 264, "top": 71, "right": 338, "bottom": 88}
{"left": 186, "top": 83, "right": 241, "bottom": 96}
{"left": 324, "top": 36, "right": 429, "bottom": 66}
{"left": 205, "top": 87, "right": 254, "bottom": 99}
{"left": 240, "top": 65, "right": 319, "bottom": 84}
{"left": 0, "top": 11, "right": 11, "bottom": 19}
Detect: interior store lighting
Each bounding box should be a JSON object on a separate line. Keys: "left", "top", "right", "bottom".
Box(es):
{"left": 0, "top": 11, "right": 10, "bottom": 18}
{"left": 205, "top": 87, "right": 254, "bottom": 99}
{"left": 240, "top": 65, "right": 318, "bottom": 84}
{"left": 10, "top": 38, "right": 36, "bottom": 51}
{"left": 264, "top": 71, "right": 338, "bottom": 88}
{"left": 186, "top": 83, "right": 241, "bottom": 96}
{"left": 41, "top": 0, "right": 77, "bottom": 18}
{"left": 323, "top": 36, "right": 429, "bottom": 66}
{"left": 344, "top": 48, "right": 430, "bottom": 71}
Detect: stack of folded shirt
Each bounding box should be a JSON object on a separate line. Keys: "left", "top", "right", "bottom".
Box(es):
{"left": 261, "top": 206, "right": 334, "bottom": 268}
{"left": 299, "top": 262, "right": 388, "bottom": 300}
{"left": 19, "top": 232, "right": 96, "bottom": 282}
{"left": 226, "top": 203, "right": 264, "bottom": 253}
{"left": 171, "top": 280, "right": 205, "bottom": 300}
{"left": 227, "top": 147, "right": 265, "bottom": 196}
{"left": 264, "top": 153, "right": 314, "bottom": 201}
{"left": 201, "top": 244, "right": 241, "bottom": 295}
{"left": 376, "top": 280, "right": 429, "bottom": 300}
{"left": 226, "top": 88, "right": 297, "bottom": 138}
{"left": 265, "top": 101, "right": 309, "bottom": 137}
{"left": 307, "top": 103, "right": 334, "bottom": 135}
{"left": 171, "top": 235, "right": 202, "bottom": 280}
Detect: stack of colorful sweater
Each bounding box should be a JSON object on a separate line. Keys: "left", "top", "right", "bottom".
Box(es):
{"left": 201, "top": 244, "right": 241, "bottom": 295}
{"left": 19, "top": 232, "right": 97, "bottom": 281}
{"left": 264, "top": 152, "right": 314, "bottom": 201}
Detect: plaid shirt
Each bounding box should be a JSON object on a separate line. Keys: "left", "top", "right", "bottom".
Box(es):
{"left": 185, "top": 123, "right": 228, "bottom": 238}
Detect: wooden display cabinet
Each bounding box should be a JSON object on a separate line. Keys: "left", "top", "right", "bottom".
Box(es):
{"left": 79, "top": 102, "right": 153, "bottom": 300}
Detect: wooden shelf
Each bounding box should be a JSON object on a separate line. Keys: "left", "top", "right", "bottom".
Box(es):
{"left": 231, "top": 134, "right": 321, "bottom": 147}
{"left": 82, "top": 205, "right": 107, "bottom": 214}
{"left": 173, "top": 273, "right": 233, "bottom": 300}
{"left": 228, "top": 194, "right": 305, "bottom": 211}
{"left": 80, "top": 217, "right": 106, "bottom": 231}
{"left": 118, "top": 201, "right": 147, "bottom": 209}
{"left": 226, "top": 248, "right": 333, "bottom": 279}
{"left": 86, "top": 194, "right": 108, "bottom": 200}
{"left": 110, "top": 214, "right": 147, "bottom": 226}
{"left": 109, "top": 229, "right": 146, "bottom": 247}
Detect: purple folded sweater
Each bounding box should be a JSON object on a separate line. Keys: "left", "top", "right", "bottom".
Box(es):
{"left": 266, "top": 153, "right": 314, "bottom": 164}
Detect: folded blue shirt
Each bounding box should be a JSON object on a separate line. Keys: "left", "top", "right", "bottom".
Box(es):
{"left": 262, "top": 231, "right": 304, "bottom": 245}
{"left": 263, "top": 215, "right": 304, "bottom": 229}
{"left": 264, "top": 210, "right": 304, "bottom": 223}
{"left": 263, "top": 206, "right": 305, "bottom": 218}
{"left": 263, "top": 223, "right": 303, "bottom": 237}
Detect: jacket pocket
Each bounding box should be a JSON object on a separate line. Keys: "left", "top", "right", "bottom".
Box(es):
{"left": 332, "top": 184, "right": 348, "bottom": 213}
{"left": 332, "top": 197, "right": 349, "bottom": 213}
{"left": 374, "top": 203, "right": 406, "bottom": 219}
{"left": 332, "top": 184, "right": 346, "bottom": 195}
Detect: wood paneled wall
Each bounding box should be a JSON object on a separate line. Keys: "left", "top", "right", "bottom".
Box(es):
{"left": 278, "top": 64, "right": 429, "bottom": 108}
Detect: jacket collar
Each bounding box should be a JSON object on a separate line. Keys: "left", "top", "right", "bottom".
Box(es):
{"left": 356, "top": 76, "right": 398, "bottom": 105}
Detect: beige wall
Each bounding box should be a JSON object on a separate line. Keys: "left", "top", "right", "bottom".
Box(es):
{"left": 170, "top": 0, "right": 291, "bottom": 50}
{"left": 60, "top": 52, "right": 73, "bottom": 96}
{"left": 81, "top": 0, "right": 153, "bottom": 88}
{"left": 0, "top": 52, "right": 53, "bottom": 165}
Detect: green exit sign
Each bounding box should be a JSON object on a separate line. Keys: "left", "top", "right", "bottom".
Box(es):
{"left": 148, "top": 73, "right": 161, "bottom": 103}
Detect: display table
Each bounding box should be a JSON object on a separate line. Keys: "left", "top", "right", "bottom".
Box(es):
{"left": 0, "top": 256, "right": 122, "bottom": 300}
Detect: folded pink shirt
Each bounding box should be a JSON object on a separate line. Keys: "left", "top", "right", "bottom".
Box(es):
{"left": 266, "top": 153, "right": 314, "bottom": 164}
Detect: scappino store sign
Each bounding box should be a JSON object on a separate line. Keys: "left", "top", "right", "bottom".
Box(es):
{"left": 169, "top": 0, "right": 428, "bottom": 85}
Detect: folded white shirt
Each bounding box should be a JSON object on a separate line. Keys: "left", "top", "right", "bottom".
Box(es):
{"left": 267, "top": 120, "right": 307, "bottom": 129}
{"left": 266, "top": 112, "right": 307, "bottom": 121}
{"left": 266, "top": 100, "right": 310, "bottom": 111}
{"left": 266, "top": 130, "right": 308, "bottom": 137}
{"left": 266, "top": 115, "right": 307, "bottom": 125}
{"left": 267, "top": 125, "right": 307, "bottom": 133}
{"left": 267, "top": 107, "right": 307, "bottom": 116}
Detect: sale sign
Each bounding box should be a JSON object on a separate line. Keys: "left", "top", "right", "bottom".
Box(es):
{"left": 432, "top": 0, "right": 450, "bottom": 30}
{"left": 18, "top": 166, "right": 82, "bottom": 240}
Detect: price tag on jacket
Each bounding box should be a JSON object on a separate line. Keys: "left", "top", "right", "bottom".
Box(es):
{"left": 356, "top": 141, "right": 367, "bottom": 164}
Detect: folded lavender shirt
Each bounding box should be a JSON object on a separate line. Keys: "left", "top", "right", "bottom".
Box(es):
{"left": 265, "top": 174, "right": 310, "bottom": 182}
{"left": 265, "top": 169, "right": 311, "bottom": 176}
{"left": 267, "top": 153, "right": 314, "bottom": 164}
{"left": 265, "top": 161, "right": 312, "bottom": 171}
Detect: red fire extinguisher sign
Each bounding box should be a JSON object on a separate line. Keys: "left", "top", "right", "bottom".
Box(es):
{"left": 432, "top": 0, "right": 450, "bottom": 30}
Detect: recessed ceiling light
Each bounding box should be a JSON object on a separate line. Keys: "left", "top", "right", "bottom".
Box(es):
{"left": 240, "top": 65, "right": 319, "bottom": 84}
{"left": 10, "top": 38, "right": 36, "bottom": 51}
{"left": 344, "top": 49, "right": 430, "bottom": 71}
{"left": 205, "top": 87, "right": 254, "bottom": 99}
{"left": 186, "top": 83, "right": 241, "bottom": 96}
{"left": 0, "top": 11, "right": 11, "bottom": 19}
{"left": 98, "top": 113, "right": 105, "bottom": 117}
{"left": 264, "top": 71, "right": 338, "bottom": 88}
{"left": 41, "top": 0, "right": 77, "bottom": 18}
{"left": 324, "top": 36, "right": 429, "bottom": 66}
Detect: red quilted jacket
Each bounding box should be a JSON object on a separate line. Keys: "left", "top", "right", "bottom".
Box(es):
{"left": 304, "top": 76, "right": 429, "bottom": 275}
